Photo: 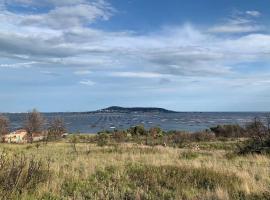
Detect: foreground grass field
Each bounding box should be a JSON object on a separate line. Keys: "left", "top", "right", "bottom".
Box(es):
{"left": 0, "top": 139, "right": 270, "bottom": 200}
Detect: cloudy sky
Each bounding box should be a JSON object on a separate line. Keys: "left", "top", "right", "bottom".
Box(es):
{"left": 0, "top": 0, "right": 270, "bottom": 112}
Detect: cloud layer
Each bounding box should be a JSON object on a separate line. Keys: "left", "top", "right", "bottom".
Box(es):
{"left": 0, "top": 0, "right": 270, "bottom": 111}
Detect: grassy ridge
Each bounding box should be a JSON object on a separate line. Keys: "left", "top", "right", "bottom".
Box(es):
{"left": 0, "top": 139, "right": 270, "bottom": 200}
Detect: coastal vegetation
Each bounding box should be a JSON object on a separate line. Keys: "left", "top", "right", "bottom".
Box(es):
{"left": 1, "top": 137, "right": 270, "bottom": 199}
{"left": 0, "top": 110, "right": 270, "bottom": 199}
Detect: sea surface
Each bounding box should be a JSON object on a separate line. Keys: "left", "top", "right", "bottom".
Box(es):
{"left": 3, "top": 112, "right": 269, "bottom": 133}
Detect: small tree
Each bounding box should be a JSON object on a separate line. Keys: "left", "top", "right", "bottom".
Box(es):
{"left": 47, "top": 117, "right": 66, "bottom": 141}
{"left": 129, "top": 125, "right": 147, "bottom": 137}
{"left": 246, "top": 117, "right": 268, "bottom": 143}
{"left": 149, "top": 127, "right": 163, "bottom": 138}
{"left": 24, "top": 109, "right": 45, "bottom": 143}
{"left": 238, "top": 117, "right": 270, "bottom": 154}
{"left": 0, "top": 115, "right": 9, "bottom": 142}
{"left": 70, "top": 135, "right": 79, "bottom": 154}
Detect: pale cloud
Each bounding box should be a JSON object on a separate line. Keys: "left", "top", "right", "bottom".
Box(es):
{"left": 0, "top": 61, "right": 38, "bottom": 68}
{"left": 209, "top": 24, "right": 262, "bottom": 33}
{"left": 246, "top": 10, "right": 261, "bottom": 17}
{"left": 79, "top": 80, "right": 96, "bottom": 86}
{"left": 0, "top": 3, "right": 269, "bottom": 87}
{"left": 20, "top": 4, "right": 113, "bottom": 29}
{"left": 40, "top": 71, "right": 60, "bottom": 76}
{"left": 74, "top": 70, "right": 92, "bottom": 75}
{"left": 109, "top": 72, "right": 166, "bottom": 78}
{"left": 209, "top": 10, "right": 263, "bottom": 33}
{"left": 1, "top": 0, "right": 114, "bottom": 30}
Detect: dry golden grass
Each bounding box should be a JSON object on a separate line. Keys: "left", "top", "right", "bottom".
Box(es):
{"left": 0, "top": 140, "right": 270, "bottom": 199}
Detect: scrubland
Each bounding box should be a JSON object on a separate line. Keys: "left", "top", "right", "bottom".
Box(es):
{"left": 0, "top": 137, "right": 270, "bottom": 200}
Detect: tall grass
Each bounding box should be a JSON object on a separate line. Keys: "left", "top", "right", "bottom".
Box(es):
{"left": 0, "top": 139, "right": 270, "bottom": 199}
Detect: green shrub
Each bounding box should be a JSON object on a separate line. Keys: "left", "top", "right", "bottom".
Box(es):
{"left": 60, "top": 164, "right": 244, "bottom": 200}
{"left": 210, "top": 124, "right": 246, "bottom": 138}
{"left": 97, "top": 133, "right": 109, "bottom": 147}
{"left": 179, "top": 151, "right": 199, "bottom": 160}
{"left": 0, "top": 152, "right": 50, "bottom": 199}
{"left": 128, "top": 125, "right": 147, "bottom": 136}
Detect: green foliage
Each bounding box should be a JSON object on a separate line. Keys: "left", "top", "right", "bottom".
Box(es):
{"left": 179, "top": 151, "right": 199, "bottom": 160}
{"left": 60, "top": 164, "right": 244, "bottom": 200}
{"left": 69, "top": 135, "right": 79, "bottom": 154}
{"left": 236, "top": 118, "right": 270, "bottom": 155}
{"left": 0, "top": 152, "right": 50, "bottom": 199}
{"left": 129, "top": 125, "right": 147, "bottom": 136}
{"left": 237, "top": 139, "right": 270, "bottom": 155}
{"left": 210, "top": 124, "right": 246, "bottom": 138}
{"left": 112, "top": 131, "right": 127, "bottom": 143}
{"left": 97, "top": 133, "right": 109, "bottom": 147}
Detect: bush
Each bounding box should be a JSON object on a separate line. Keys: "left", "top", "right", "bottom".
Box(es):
{"left": 191, "top": 131, "right": 216, "bottom": 141}
{"left": 149, "top": 127, "right": 163, "bottom": 138}
{"left": 210, "top": 124, "right": 246, "bottom": 138}
{"left": 129, "top": 125, "right": 147, "bottom": 136}
{"left": 0, "top": 151, "right": 50, "bottom": 199}
{"left": 112, "top": 131, "right": 128, "bottom": 143}
{"left": 179, "top": 151, "right": 199, "bottom": 160}
{"left": 60, "top": 164, "right": 245, "bottom": 200}
{"left": 236, "top": 118, "right": 270, "bottom": 155}
{"left": 97, "top": 133, "right": 109, "bottom": 147}
{"left": 237, "top": 139, "right": 270, "bottom": 155}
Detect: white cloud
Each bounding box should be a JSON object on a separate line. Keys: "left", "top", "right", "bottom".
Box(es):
{"left": 209, "top": 10, "right": 263, "bottom": 33}
{"left": 209, "top": 24, "right": 262, "bottom": 33}
{"left": 1, "top": 0, "right": 113, "bottom": 30}
{"left": 0, "top": 61, "right": 38, "bottom": 68}
{"left": 20, "top": 4, "right": 113, "bottom": 29}
{"left": 246, "top": 10, "right": 261, "bottom": 17}
{"left": 79, "top": 80, "right": 96, "bottom": 86}
{"left": 109, "top": 72, "right": 166, "bottom": 78}
{"left": 0, "top": 3, "right": 269, "bottom": 87}
{"left": 74, "top": 70, "right": 92, "bottom": 75}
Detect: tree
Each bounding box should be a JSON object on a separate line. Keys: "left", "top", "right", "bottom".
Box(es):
{"left": 129, "top": 125, "right": 147, "bottom": 136}
{"left": 246, "top": 117, "right": 268, "bottom": 143}
{"left": 0, "top": 115, "right": 9, "bottom": 142}
{"left": 47, "top": 117, "right": 66, "bottom": 141}
{"left": 24, "top": 109, "right": 45, "bottom": 143}
{"left": 149, "top": 127, "right": 163, "bottom": 138}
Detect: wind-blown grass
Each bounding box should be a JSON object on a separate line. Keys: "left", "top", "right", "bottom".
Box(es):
{"left": 0, "top": 139, "right": 270, "bottom": 200}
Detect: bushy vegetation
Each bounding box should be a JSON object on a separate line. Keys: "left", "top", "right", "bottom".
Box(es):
{"left": 0, "top": 150, "right": 50, "bottom": 199}
{"left": 80, "top": 126, "right": 217, "bottom": 148}
{"left": 0, "top": 138, "right": 270, "bottom": 199}
{"left": 61, "top": 164, "right": 245, "bottom": 200}
{"left": 2, "top": 111, "right": 270, "bottom": 199}
{"left": 237, "top": 118, "right": 270, "bottom": 155}
{"left": 210, "top": 124, "right": 247, "bottom": 138}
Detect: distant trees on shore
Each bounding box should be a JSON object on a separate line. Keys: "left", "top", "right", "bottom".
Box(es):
{"left": 0, "top": 109, "right": 66, "bottom": 143}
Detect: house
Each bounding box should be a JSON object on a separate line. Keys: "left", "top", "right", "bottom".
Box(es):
{"left": 3, "top": 129, "right": 28, "bottom": 144}
{"left": 32, "top": 133, "right": 46, "bottom": 142}
{"left": 3, "top": 129, "right": 46, "bottom": 144}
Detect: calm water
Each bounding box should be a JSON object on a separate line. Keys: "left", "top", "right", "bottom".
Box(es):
{"left": 3, "top": 112, "right": 269, "bottom": 133}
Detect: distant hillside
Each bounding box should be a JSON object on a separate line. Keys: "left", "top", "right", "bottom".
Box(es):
{"left": 96, "top": 106, "right": 177, "bottom": 113}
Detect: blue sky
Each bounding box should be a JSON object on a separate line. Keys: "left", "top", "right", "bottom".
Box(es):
{"left": 1, "top": 0, "right": 270, "bottom": 112}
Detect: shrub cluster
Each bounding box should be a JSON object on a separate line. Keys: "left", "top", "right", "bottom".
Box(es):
{"left": 60, "top": 164, "right": 248, "bottom": 200}
{"left": 236, "top": 118, "right": 270, "bottom": 154}
{"left": 0, "top": 151, "right": 50, "bottom": 199}
{"left": 210, "top": 124, "right": 247, "bottom": 138}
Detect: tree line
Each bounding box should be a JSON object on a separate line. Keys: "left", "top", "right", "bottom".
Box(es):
{"left": 0, "top": 109, "right": 66, "bottom": 143}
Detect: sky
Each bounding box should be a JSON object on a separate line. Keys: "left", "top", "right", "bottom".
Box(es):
{"left": 1, "top": 0, "right": 270, "bottom": 112}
